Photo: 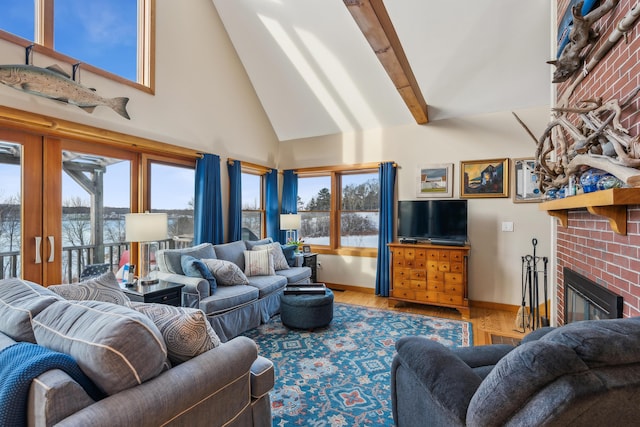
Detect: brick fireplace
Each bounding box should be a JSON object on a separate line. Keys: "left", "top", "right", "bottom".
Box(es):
{"left": 553, "top": 0, "right": 640, "bottom": 324}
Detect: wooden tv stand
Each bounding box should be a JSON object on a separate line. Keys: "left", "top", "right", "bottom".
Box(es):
{"left": 388, "top": 242, "right": 470, "bottom": 319}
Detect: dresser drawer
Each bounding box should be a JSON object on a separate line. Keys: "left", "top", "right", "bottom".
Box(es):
{"left": 411, "top": 280, "right": 427, "bottom": 290}
{"left": 443, "top": 283, "right": 463, "bottom": 295}
{"left": 444, "top": 272, "right": 463, "bottom": 286}
{"left": 393, "top": 289, "right": 415, "bottom": 300}
{"left": 414, "top": 291, "right": 438, "bottom": 303}
{"left": 438, "top": 293, "right": 463, "bottom": 306}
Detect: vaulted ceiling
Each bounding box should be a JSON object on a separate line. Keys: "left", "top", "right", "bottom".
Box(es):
{"left": 212, "top": 0, "right": 551, "bottom": 141}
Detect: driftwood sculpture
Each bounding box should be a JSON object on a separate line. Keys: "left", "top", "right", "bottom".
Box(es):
{"left": 533, "top": 88, "right": 640, "bottom": 193}
{"left": 548, "top": 0, "right": 620, "bottom": 83}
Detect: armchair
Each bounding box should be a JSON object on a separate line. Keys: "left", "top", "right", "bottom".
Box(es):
{"left": 391, "top": 317, "right": 640, "bottom": 426}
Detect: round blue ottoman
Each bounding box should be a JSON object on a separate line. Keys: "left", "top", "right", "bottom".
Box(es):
{"left": 280, "top": 289, "right": 334, "bottom": 330}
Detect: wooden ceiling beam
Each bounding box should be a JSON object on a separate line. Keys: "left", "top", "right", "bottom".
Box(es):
{"left": 344, "top": 0, "right": 428, "bottom": 124}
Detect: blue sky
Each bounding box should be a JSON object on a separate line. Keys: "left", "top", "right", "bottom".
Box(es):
{"left": 1, "top": 0, "right": 137, "bottom": 80}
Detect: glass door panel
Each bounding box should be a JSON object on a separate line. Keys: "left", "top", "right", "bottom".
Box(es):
{"left": 0, "top": 130, "right": 44, "bottom": 282}
{"left": 60, "top": 144, "right": 133, "bottom": 283}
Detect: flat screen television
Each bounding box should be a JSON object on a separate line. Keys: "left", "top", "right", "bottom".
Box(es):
{"left": 397, "top": 200, "right": 468, "bottom": 245}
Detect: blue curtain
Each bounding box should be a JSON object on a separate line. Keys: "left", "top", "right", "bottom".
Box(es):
{"left": 227, "top": 160, "right": 242, "bottom": 242}
{"left": 265, "top": 168, "right": 279, "bottom": 240}
{"left": 279, "top": 170, "right": 298, "bottom": 243}
{"left": 375, "top": 162, "right": 397, "bottom": 296}
{"left": 194, "top": 154, "right": 223, "bottom": 245}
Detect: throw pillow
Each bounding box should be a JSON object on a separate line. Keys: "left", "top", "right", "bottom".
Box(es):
{"left": 244, "top": 237, "right": 273, "bottom": 249}
{"left": 181, "top": 255, "right": 217, "bottom": 294}
{"left": 202, "top": 259, "right": 249, "bottom": 286}
{"left": 48, "top": 271, "right": 130, "bottom": 306}
{"left": 281, "top": 244, "right": 298, "bottom": 267}
{"left": 0, "top": 278, "right": 62, "bottom": 343}
{"left": 32, "top": 300, "right": 167, "bottom": 396}
{"left": 130, "top": 301, "right": 221, "bottom": 364}
{"left": 244, "top": 250, "right": 276, "bottom": 277}
{"left": 253, "top": 242, "right": 290, "bottom": 270}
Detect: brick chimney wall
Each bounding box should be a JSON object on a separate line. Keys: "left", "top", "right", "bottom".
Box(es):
{"left": 554, "top": 0, "right": 640, "bottom": 323}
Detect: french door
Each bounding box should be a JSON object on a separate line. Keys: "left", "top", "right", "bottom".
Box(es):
{"left": 0, "top": 129, "right": 136, "bottom": 285}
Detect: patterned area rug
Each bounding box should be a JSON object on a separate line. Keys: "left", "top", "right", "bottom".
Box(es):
{"left": 242, "top": 302, "right": 472, "bottom": 426}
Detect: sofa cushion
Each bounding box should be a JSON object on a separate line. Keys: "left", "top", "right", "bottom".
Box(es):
{"left": 247, "top": 275, "right": 287, "bottom": 298}
{"left": 0, "top": 278, "right": 62, "bottom": 343}
{"left": 281, "top": 244, "right": 298, "bottom": 267}
{"left": 213, "top": 240, "right": 248, "bottom": 270}
{"left": 275, "top": 266, "right": 311, "bottom": 284}
{"left": 130, "top": 302, "right": 220, "bottom": 364}
{"left": 203, "top": 259, "right": 249, "bottom": 286}
{"left": 199, "top": 285, "right": 259, "bottom": 315}
{"left": 253, "top": 242, "right": 289, "bottom": 271}
{"left": 32, "top": 300, "right": 167, "bottom": 396}
{"left": 157, "top": 243, "right": 216, "bottom": 275}
{"left": 48, "top": 271, "right": 130, "bottom": 306}
{"left": 181, "top": 255, "right": 217, "bottom": 294}
{"left": 244, "top": 237, "right": 273, "bottom": 249}
{"left": 244, "top": 250, "right": 276, "bottom": 277}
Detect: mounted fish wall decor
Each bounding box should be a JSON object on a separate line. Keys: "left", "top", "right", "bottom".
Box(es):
{"left": 0, "top": 63, "right": 130, "bottom": 119}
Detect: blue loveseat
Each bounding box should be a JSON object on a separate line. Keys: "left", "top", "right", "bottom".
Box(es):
{"left": 156, "top": 238, "right": 311, "bottom": 341}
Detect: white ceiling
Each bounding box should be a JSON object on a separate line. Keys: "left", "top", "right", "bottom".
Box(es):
{"left": 212, "top": 0, "right": 552, "bottom": 141}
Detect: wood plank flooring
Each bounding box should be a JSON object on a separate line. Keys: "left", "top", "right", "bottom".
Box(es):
{"left": 332, "top": 289, "right": 529, "bottom": 346}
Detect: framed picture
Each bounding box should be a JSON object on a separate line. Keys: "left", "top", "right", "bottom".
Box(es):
{"left": 460, "top": 158, "right": 509, "bottom": 198}
{"left": 416, "top": 163, "right": 453, "bottom": 198}
{"left": 512, "top": 158, "right": 544, "bottom": 203}
{"left": 302, "top": 245, "right": 311, "bottom": 253}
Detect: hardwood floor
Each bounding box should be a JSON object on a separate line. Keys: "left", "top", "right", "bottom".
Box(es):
{"left": 332, "top": 289, "right": 529, "bottom": 346}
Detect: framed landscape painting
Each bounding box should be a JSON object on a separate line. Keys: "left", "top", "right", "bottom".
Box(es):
{"left": 513, "top": 158, "right": 543, "bottom": 203}
{"left": 416, "top": 163, "right": 453, "bottom": 198}
{"left": 460, "top": 158, "right": 509, "bottom": 198}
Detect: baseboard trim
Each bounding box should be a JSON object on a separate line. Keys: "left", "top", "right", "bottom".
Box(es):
{"left": 323, "top": 285, "right": 545, "bottom": 313}
{"left": 325, "top": 283, "right": 375, "bottom": 294}
{"left": 470, "top": 300, "right": 520, "bottom": 313}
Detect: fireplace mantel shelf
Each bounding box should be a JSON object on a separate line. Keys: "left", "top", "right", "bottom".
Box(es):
{"left": 539, "top": 188, "right": 640, "bottom": 235}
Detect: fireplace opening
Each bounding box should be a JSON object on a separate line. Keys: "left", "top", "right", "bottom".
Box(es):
{"left": 564, "top": 268, "right": 623, "bottom": 323}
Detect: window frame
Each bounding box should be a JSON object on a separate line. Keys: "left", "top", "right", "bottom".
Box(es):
{"left": 0, "top": 0, "right": 155, "bottom": 93}
{"left": 296, "top": 163, "right": 380, "bottom": 258}
{"left": 238, "top": 161, "right": 269, "bottom": 240}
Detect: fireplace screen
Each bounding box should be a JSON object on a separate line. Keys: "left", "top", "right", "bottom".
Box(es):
{"left": 564, "top": 268, "right": 622, "bottom": 323}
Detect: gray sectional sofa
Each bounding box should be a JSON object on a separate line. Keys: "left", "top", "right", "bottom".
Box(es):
{"left": 0, "top": 276, "right": 274, "bottom": 427}
{"left": 156, "top": 238, "right": 312, "bottom": 342}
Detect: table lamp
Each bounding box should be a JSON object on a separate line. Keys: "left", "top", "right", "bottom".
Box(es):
{"left": 125, "top": 212, "right": 168, "bottom": 285}
{"left": 280, "top": 213, "right": 301, "bottom": 243}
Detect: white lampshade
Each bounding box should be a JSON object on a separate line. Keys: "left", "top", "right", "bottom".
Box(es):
{"left": 125, "top": 213, "right": 168, "bottom": 242}
{"left": 280, "top": 213, "right": 301, "bottom": 230}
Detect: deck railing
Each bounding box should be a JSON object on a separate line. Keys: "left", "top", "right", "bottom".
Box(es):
{"left": 0, "top": 239, "right": 177, "bottom": 282}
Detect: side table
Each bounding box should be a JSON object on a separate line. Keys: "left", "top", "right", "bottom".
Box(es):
{"left": 302, "top": 253, "right": 318, "bottom": 282}
{"left": 122, "top": 281, "right": 184, "bottom": 306}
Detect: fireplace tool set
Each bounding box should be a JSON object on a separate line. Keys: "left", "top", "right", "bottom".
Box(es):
{"left": 516, "top": 238, "right": 549, "bottom": 332}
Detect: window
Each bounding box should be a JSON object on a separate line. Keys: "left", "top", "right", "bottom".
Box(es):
{"left": 0, "top": 0, "right": 153, "bottom": 88}
{"left": 340, "top": 172, "right": 379, "bottom": 248}
{"left": 298, "top": 175, "right": 331, "bottom": 246}
{"left": 297, "top": 165, "right": 380, "bottom": 255}
{"left": 150, "top": 162, "right": 195, "bottom": 246}
{"left": 241, "top": 170, "right": 264, "bottom": 240}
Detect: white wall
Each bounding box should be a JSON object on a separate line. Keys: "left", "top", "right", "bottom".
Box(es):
{"left": 279, "top": 107, "right": 553, "bottom": 306}
{"left": 0, "top": 1, "right": 554, "bottom": 307}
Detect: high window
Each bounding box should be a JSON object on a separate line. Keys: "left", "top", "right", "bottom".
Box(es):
{"left": 297, "top": 165, "right": 379, "bottom": 255}
{"left": 0, "top": 0, "right": 153, "bottom": 88}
